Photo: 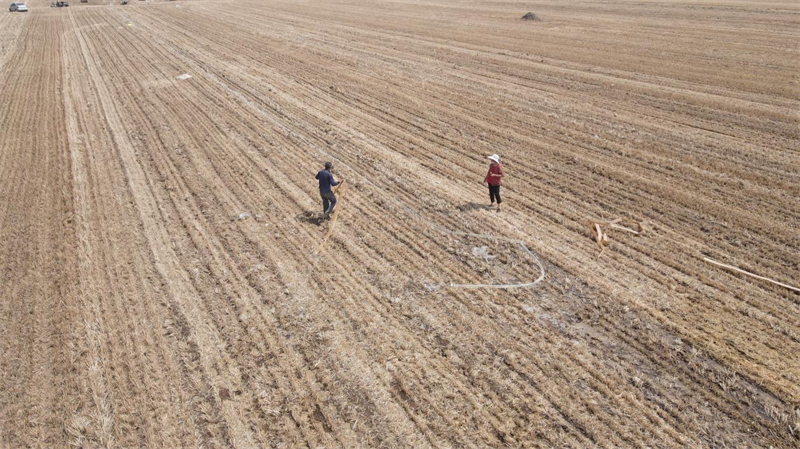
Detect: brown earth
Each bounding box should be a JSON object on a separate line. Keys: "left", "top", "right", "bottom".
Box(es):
{"left": 1, "top": 0, "right": 798, "bottom": 447}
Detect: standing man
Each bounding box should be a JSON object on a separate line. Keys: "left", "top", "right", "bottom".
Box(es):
{"left": 316, "top": 161, "right": 343, "bottom": 217}
{"left": 484, "top": 154, "right": 504, "bottom": 212}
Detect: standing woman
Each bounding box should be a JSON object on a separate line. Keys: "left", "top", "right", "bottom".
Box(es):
{"left": 484, "top": 154, "right": 504, "bottom": 212}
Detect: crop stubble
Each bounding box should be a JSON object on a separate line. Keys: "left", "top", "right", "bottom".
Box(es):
{"left": 0, "top": 0, "right": 798, "bottom": 447}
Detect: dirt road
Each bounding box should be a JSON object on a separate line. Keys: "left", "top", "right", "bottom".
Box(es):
{"left": 1, "top": 0, "right": 798, "bottom": 447}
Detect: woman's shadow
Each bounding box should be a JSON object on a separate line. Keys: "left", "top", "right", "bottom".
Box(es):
{"left": 456, "top": 202, "right": 489, "bottom": 212}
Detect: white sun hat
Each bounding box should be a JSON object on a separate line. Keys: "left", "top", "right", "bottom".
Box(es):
{"left": 487, "top": 154, "right": 500, "bottom": 163}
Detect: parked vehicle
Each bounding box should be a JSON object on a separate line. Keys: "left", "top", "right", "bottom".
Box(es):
{"left": 9, "top": 3, "right": 29, "bottom": 12}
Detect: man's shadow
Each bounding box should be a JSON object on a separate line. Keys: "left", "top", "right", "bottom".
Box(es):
{"left": 456, "top": 202, "right": 489, "bottom": 212}
{"left": 295, "top": 211, "right": 326, "bottom": 226}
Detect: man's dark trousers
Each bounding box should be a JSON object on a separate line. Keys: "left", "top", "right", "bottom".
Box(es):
{"left": 321, "top": 191, "right": 337, "bottom": 213}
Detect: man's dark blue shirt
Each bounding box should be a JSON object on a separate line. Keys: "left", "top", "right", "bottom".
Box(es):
{"left": 315, "top": 169, "right": 340, "bottom": 193}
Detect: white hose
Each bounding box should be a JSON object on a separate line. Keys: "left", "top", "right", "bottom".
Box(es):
{"left": 439, "top": 230, "right": 546, "bottom": 290}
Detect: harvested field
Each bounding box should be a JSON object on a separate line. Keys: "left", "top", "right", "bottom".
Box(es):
{"left": 1, "top": 0, "right": 798, "bottom": 447}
